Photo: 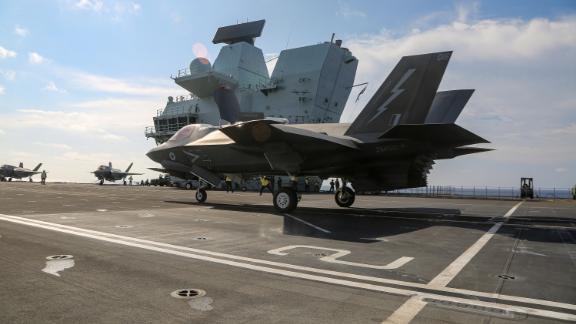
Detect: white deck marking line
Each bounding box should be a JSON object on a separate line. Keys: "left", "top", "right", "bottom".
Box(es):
{"left": 1, "top": 214, "right": 574, "bottom": 313}
{"left": 268, "top": 245, "right": 413, "bottom": 270}
{"left": 383, "top": 201, "right": 524, "bottom": 323}
{"left": 284, "top": 214, "right": 331, "bottom": 233}
{"left": 383, "top": 296, "right": 427, "bottom": 324}
{"left": 1, "top": 214, "right": 575, "bottom": 322}
{"left": 429, "top": 201, "right": 523, "bottom": 287}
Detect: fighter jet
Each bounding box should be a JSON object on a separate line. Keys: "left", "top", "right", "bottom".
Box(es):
{"left": 92, "top": 162, "right": 142, "bottom": 185}
{"left": 147, "top": 51, "right": 492, "bottom": 212}
{"left": 0, "top": 162, "right": 43, "bottom": 182}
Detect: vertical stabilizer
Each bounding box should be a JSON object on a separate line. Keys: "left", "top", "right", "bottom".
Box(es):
{"left": 213, "top": 86, "right": 241, "bottom": 124}
{"left": 425, "top": 89, "right": 474, "bottom": 124}
{"left": 18, "top": 162, "right": 23, "bottom": 168}
{"left": 125, "top": 162, "right": 134, "bottom": 173}
{"left": 345, "top": 51, "right": 451, "bottom": 137}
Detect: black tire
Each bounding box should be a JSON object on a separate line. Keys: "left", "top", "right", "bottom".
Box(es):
{"left": 195, "top": 188, "right": 207, "bottom": 203}
{"left": 273, "top": 188, "right": 298, "bottom": 212}
{"left": 335, "top": 187, "right": 355, "bottom": 207}
{"left": 99, "top": 180, "right": 104, "bottom": 185}
{"left": 185, "top": 182, "right": 193, "bottom": 190}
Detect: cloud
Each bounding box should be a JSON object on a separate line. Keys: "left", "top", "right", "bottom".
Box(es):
{"left": 34, "top": 142, "right": 72, "bottom": 150}
{"left": 44, "top": 81, "right": 67, "bottom": 93}
{"left": 14, "top": 25, "right": 29, "bottom": 37}
{"left": 1, "top": 70, "right": 16, "bottom": 81}
{"left": 0, "top": 85, "right": 4, "bottom": 95}
{"left": 0, "top": 129, "right": 5, "bottom": 135}
{"left": 70, "top": 97, "right": 159, "bottom": 110}
{"left": 67, "top": 71, "right": 177, "bottom": 96}
{"left": 28, "top": 52, "right": 46, "bottom": 64}
{"left": 9, "top": 151, "right": 39, "bottom": 159}
{"left": 70, "top": 0, "right": 141, "bottom": 21}
{"left": 74, "top": 0, "right": 104, "bottom": 12}
{"left": 336, "top": 1, "right": 366, "bottom": 18}
{"left": 455, "top": 1, "right": 480, "bottom": 23}
{"left": 0, "top": 46, "right": 17, "bottom": 59}
{"left": 57, "top": 151, "right": 112, "bottom": 162}
{"left": 340, "top": 15, "right": 576, "bottom": 186}
{"left": 345, "top": 17, "right": 576, "bottom": 79}
{"left": 12, "top": 109, "right": 126, "bottom": 141}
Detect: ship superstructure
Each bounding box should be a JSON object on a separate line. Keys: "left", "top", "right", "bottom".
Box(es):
{"left": 145, "top": 20, "right": 358, "bottom": 144}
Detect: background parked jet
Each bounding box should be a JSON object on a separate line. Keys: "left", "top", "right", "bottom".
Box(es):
{"left": 147, "top": 51, "right": 491, "bottom": 211}
{"left": 0, "top": 163, "right": 43, "bottom": 182}
{"left": 92, "top": 162, "right": 142, "bottom": 185}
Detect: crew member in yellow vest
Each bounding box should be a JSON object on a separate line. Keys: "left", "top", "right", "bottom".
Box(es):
{"left": 259, "top": 176, "right": 272, "bottom": 195}
{"left": 225, "top": 176, "right": 233, "bottom": 193}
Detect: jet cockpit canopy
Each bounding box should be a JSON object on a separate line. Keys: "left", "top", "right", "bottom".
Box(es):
{"left": 167, "top": 124, "right": 218, "bottom": 146}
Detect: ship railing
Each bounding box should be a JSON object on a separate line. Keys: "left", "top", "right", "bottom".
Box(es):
{"left": 385, "top": 185, "right": 574, "bottom": 200}
{"left": 171, "top": 67, "right": 236, "bottom": 82}
{"left": 172, "top": 68, "right": 190, "bottom": 79}
{"left": 171, "top": 94, "right": 197, "bottom": 102}
{"left": 145, "top": 121, "right": 195, "bottom": 138}
{"left": 154, "top": 107, "right": 199, "bottom": 118}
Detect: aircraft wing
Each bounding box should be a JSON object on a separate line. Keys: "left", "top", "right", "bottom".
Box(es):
{"left": 148, "top": 168, "right": 168, "bottom": 173}
{"left": 120, "top": 172, "right": 143, "bottom": 176}
{"left": 220, "top": 120, "right": 359, "bottom": 150}
{"left": 379, "top": 123, "right": 489, "bottom": 147}
{"left": 220, "top": 120, "right": 358, "bottom": 173}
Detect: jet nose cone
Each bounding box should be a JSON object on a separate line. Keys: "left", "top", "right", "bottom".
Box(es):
{"left": 146, "top": 145, "right": 164, "bottom": 163}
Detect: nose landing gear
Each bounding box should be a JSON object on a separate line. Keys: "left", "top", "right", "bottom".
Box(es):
{"left": 195, "top": 188, "right": 207, "bottom": 203}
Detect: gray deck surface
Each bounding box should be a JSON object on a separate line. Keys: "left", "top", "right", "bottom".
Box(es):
{"left": 0, "top": 183, "right": 575, "bottom": 323}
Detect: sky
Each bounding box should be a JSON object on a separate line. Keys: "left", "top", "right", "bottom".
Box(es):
{"left": 0, "top": 0, "right": 575, "bottom": 188}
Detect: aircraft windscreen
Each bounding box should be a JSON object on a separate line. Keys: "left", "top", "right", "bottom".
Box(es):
{"left": 167, "top": 124, "right": 217, "bottom": 145}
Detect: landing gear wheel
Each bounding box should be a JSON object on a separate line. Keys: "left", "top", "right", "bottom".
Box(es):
{"left": 99, "top": 179, "right": 104, "bottom": 185}
{"left": 195, "top": 188, "right": 207, "bottom": 203}
{"left": 273, "top": 188, "right": 298, "bottom": 212}
{"left": 335, "top": 187, "right": 355, "bottom": 207}
{"left": 185, "top": 182, "right": 192, "bottom": 190}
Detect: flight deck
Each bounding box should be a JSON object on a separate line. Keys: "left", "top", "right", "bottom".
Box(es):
{"left": 0, "top": 183, "right": 575, "bottom": 323}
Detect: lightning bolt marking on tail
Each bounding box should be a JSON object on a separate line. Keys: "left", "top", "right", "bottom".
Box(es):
{"left": 368, "top": 68, "right": 416, "bottom": 124}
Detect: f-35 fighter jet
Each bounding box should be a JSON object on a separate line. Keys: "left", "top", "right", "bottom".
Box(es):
{"left": 0, "top": 162, "right": 43, "bottom": 182}
{"left": 92, "top": 162, "right": 142, "bottom": 185}
{"left": 147, "top": 51, "right": 491, "bottom": 212}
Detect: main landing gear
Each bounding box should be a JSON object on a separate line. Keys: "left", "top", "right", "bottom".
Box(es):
{"left": 273, "top": 187, "right": 298, "bottom": 212}
{"left": 99, "top": 179, "right": 104, "bottom": 185}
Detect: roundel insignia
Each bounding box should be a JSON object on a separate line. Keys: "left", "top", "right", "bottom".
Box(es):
{"left": 169, "top": 152, "right": 176, "bottom": 161}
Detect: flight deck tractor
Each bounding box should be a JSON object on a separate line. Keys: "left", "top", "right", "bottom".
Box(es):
{"left": 520, "top": 177, "right": 534, "bottom": 199}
